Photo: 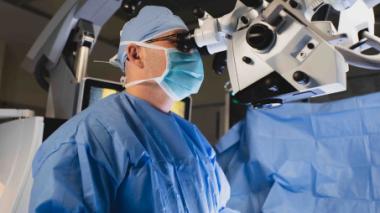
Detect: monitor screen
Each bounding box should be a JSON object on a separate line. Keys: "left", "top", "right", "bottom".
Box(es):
{"left": 171, "top": 100, "right": 187, "bottom": 119}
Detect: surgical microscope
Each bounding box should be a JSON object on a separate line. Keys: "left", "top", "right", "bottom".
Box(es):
{"left": 179, "top": 0, "right": 380, "bottom": 107}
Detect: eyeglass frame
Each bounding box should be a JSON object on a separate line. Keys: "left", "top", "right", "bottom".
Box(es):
{"left": 145, "top": 32, "right": 195, "bottom": 53}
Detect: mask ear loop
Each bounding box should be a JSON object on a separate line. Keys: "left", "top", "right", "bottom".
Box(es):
{"left": 121, "top": 41, "right": 175, "bottom": 99}
{"left": 122, "top": 40, "right": 171, "bottom": 79}
{"left": 125, "top": 78, "right": 155, "bottom": 88}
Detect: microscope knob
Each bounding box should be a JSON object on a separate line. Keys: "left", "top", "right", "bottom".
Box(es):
{"left": 246, "top": 23, "right": 276, "bottom": 52}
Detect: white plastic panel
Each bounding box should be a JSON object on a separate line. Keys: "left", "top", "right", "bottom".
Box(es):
{"left": 0, "top": 117, "right": 44, "bottom": 213}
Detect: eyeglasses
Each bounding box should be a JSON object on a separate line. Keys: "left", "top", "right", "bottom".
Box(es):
{"left": 145, "top": 32, "right": 195, "bottom": 53}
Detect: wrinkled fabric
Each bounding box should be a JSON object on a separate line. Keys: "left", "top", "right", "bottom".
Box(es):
{"left": 216, "top": 92, "right": 380, "bottom": 213}
{"left": 30, "top": 92, "right": 233, "bottom": 213}
{"left": 115, "top": 6, "right": 188, "bottom": 71}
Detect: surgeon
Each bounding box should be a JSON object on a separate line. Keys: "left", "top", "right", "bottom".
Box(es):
{"left": 30, "top": 6, "right": 234, "bottom": 212}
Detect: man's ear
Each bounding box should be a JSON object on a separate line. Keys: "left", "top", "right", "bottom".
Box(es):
{"left": 126, "top": 44, "right": 144, "bottom": 69}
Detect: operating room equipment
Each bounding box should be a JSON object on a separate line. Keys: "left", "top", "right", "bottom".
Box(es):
{"left": 0, "top": 113, "right": 44, "bottom": 213}
{"left": 181, "top": 0, "right": 380, "bottom": 107}
{"left": 22, "top": 0, "right": 123, "bottom": 119}
{"left": 0, "top": 109, "right": 35, "bottom": 120}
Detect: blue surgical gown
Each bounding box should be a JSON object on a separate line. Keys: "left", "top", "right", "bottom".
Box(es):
{"left": 216, "top": 92, "right": 380, "bottom": 213}
{"left": 30, "top": 92, "right": 232, "bottom": 212}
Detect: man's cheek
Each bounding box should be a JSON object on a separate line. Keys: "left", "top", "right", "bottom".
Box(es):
{"left": 153, "top": 52, "right": 167, "bottom": 74}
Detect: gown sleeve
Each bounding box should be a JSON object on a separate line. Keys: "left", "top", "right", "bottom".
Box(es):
{"left": 29, "top": 117, "right": 129, "bottom": 213}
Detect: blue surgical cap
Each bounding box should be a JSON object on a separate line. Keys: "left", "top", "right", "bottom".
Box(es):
{"left": 116, "top": 6, "right": 188, "bottom": 71}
